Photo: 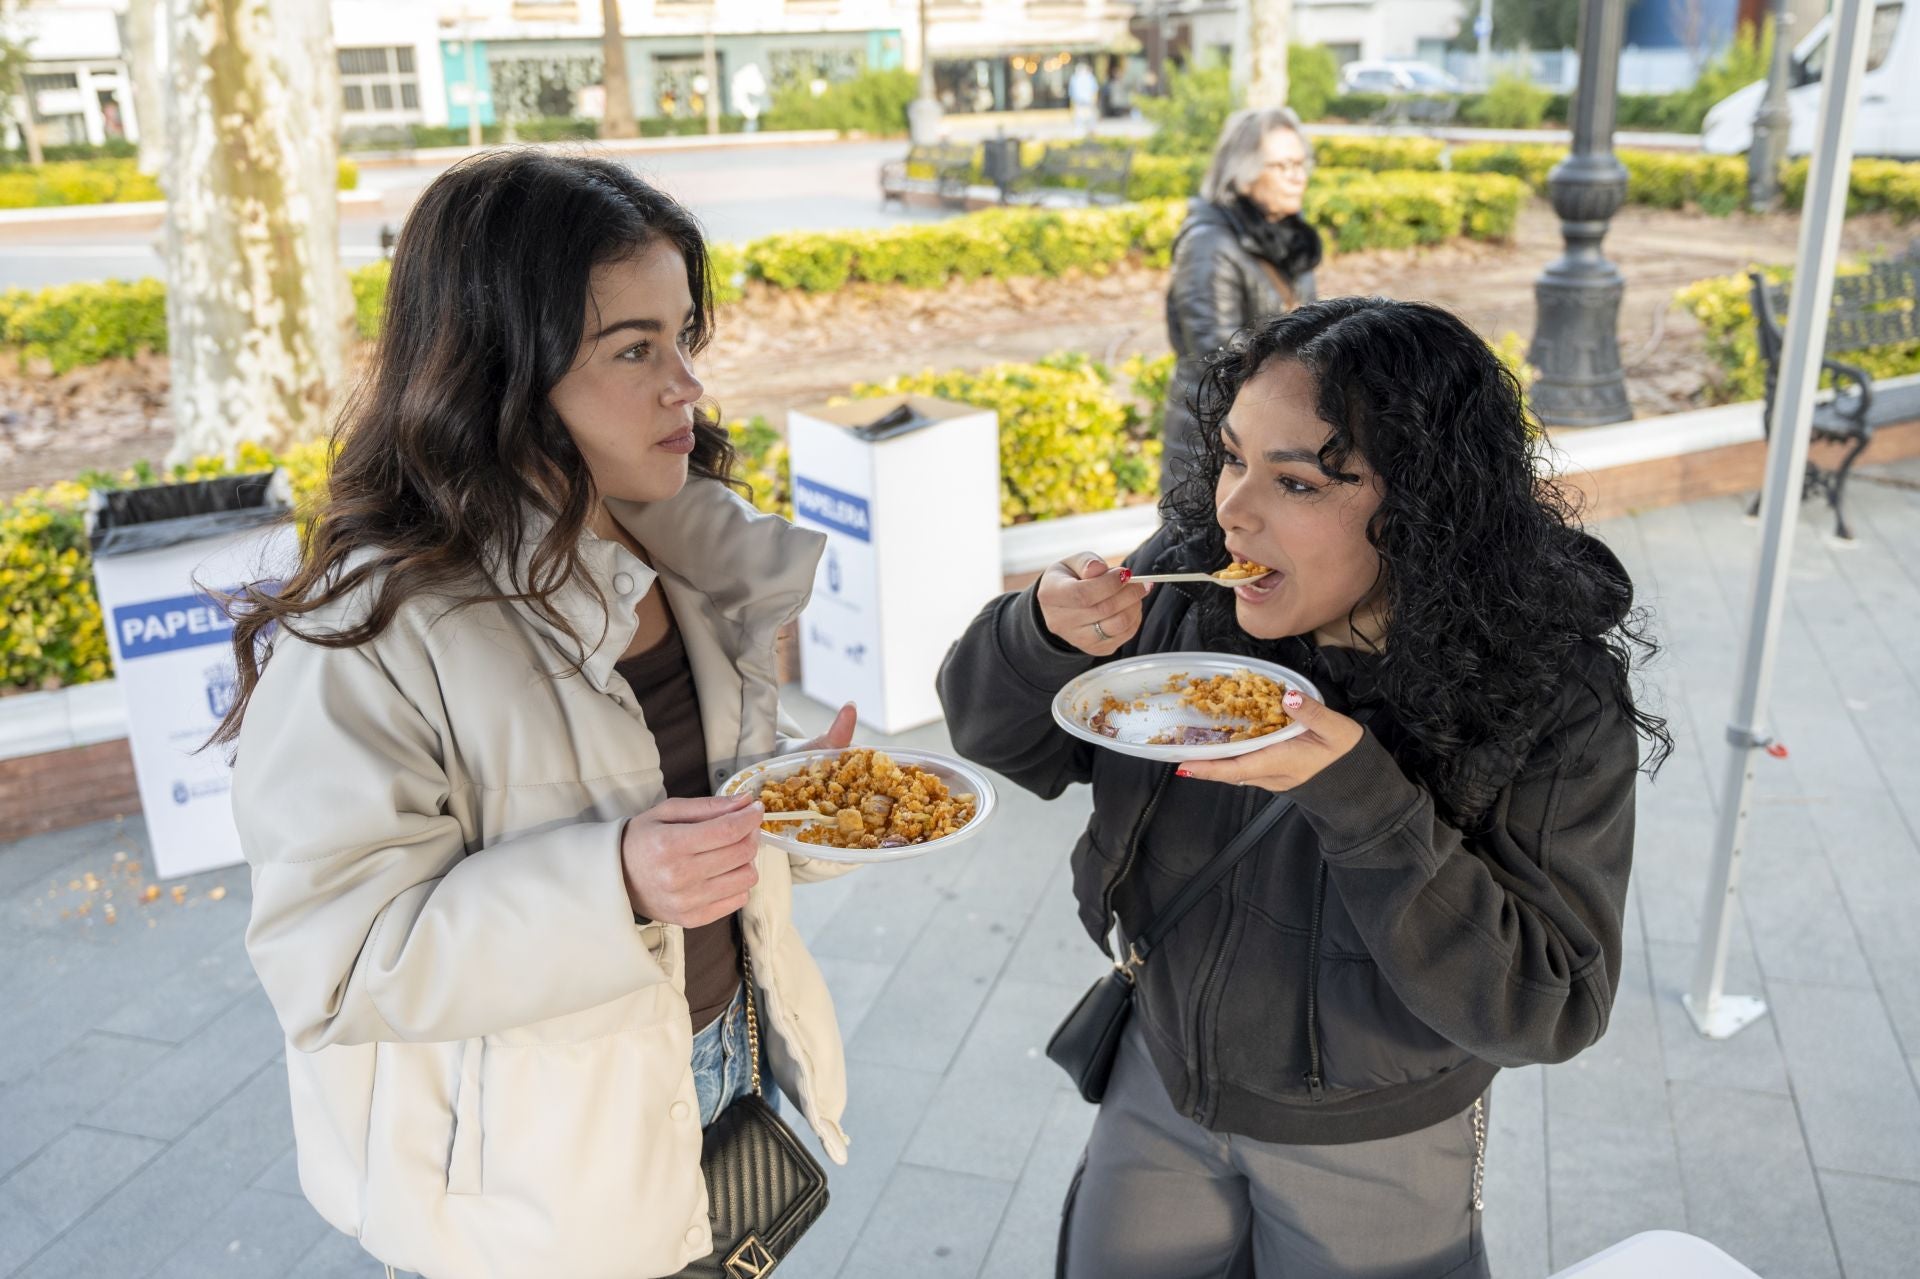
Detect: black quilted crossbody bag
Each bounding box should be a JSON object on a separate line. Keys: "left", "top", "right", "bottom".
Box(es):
{"left": 684, "top": 952, "right": 829, "bottom": 1279}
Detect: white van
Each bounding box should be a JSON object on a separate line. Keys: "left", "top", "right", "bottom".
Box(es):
{"left": 1701, "top": 0, "right": 1917, "bottom": 159}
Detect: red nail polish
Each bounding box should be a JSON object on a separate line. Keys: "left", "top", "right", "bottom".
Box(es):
{"left": 1118, "top": 568, "right": 1133, "bottom": 582}
{"left": 1176, "top": 768, "right": 1192, "bottom": 778}
{"left": 1283, "top": 690, "right": 1304, "bottom": 710}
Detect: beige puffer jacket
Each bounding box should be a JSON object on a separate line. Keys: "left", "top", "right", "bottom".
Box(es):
{"left": 232, "top": 480, "right": 852, "bottom": 1279}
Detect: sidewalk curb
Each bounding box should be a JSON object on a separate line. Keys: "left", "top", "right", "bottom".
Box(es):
{"left": 345, "top": 128, "right": 846, "bottom": 169}
{"left": 0, "top": 186, "right": 385, "bottom": 232}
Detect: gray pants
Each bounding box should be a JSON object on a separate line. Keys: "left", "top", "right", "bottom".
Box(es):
{"left": 1061, "top": 1023, "right": 1490, "bottom": 1279}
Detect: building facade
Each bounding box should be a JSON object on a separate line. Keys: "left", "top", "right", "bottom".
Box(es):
{"left": 436, "top": 0, "right": 911, "bottom": 132}
{"left": 922, "top": 0, "right": 1139, "bottom": 114}
{"left": 3, "top": 3, "right": 140, "bottom": 151}
{"left": 1137, "top": 0, "right": 1465, "bottom": 77}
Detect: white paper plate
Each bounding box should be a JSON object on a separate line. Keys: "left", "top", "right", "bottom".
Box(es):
{"left": 717, "top": 747, "right": 997, "bottom": 864}
{"left": 1051, "top": 653, "right": 1323, "bottom": 762}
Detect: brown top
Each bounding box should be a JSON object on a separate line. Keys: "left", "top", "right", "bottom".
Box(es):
{"left": 614, "top": 626, "right": 741, "bottom": 1033}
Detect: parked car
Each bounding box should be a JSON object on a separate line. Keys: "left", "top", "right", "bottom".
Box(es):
{"left": 1701, "top": 0, "right": 1915, "bottom": 159}
{"left": 1339, "top": 61, "right": 1463, "bottom": 96}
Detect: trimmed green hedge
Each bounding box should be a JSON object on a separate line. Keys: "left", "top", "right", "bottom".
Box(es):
{"left": 1782, "top": 157, "right": 1920, "bottom": 221}
{"left": 0, "top": 279, "right": 169, "bottom": 373}
{"left": 745, "top": 202, "right": 1189, "bottom": 293}
{"left": 1314, "top": 134, "right": 1920, "bottom": 222}
{"left": 0, "top": 138, "right": 139, "bottom": 167}
{"left": 2, "top": 261, "right": 393, "bottom": 371}
{"left": 0, "top": 159, "right": 160, "bottom": 209}
{"left": 4, "top": 171, "right": 1524, "bottom": 371}
{"left": 1310, "top": 170, "right": 1526, "bottom": 251}
{"left": 0, "top": 156, "right": 358, "bottom": 209}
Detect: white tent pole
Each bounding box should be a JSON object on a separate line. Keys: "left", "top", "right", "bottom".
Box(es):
{"left": 1684, "top": 0, "right": 1876, "bottom": 1040}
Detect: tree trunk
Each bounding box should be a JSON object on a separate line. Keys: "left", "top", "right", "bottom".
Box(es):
{"left": 1238, "top": 0, "right": 1291, "bottom": 111}
{"left": 702, "top": 25, "right": 719, "bottom": 136}
{"left": 163, "top": 0, "right": 346, "bottom": 464}
{"left": 19, "top": 104, "right": 40, "bottom": 164}
{"left": 126, "top": 0, "right": 166, "bottom": 175}
{"left": 599, "top": 0, "right": 636, "bottom": 139}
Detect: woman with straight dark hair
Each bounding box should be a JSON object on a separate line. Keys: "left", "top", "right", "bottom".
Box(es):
{"left": 1161, "top": 105, "right": 1323, "bottom": 497}
{"left": 940, "top": 297, "right": 1671, "bottom": 1277}
{"left": 217, "top": 151, "right": 858, "bottom": 1278}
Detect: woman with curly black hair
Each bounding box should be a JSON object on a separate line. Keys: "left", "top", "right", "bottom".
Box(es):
{"left": 938, "top": 297, "right": 1670, "bottom": 1278}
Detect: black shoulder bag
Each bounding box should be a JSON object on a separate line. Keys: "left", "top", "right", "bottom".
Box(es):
{"left": 1045, "top": 792, "right": 1294, "bottom": 1103}
{"left": 686, "top": 951, "right": 829, "bottom": 1279}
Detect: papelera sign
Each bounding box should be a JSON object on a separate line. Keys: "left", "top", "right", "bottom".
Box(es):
{"left": 110, "top": 590, "right": 237, "bottom": 661}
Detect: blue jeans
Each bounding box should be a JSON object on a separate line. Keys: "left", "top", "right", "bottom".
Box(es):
{"left": 690, "top": 983, "right": 760, "bottom": 1127}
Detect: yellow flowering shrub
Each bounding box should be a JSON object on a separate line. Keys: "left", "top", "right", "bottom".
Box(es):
{"left": 1306, "top": 171, "right": 1527, "bottom": 252}
{"left": 0, "top": 159, "right": 162, "bottom": 210}
{"left": 0, "top": 481, "right": 108, "bottom": 691}
{"left": 2, "top": 441, "right": 336, "bottom": 692}
{"left": 1675, "top": 262, "right": 1920, "bottom": 405}
{"left": 349, "top": 260, "right": 390, "bottom": 341}
{"left": 1312, "top": 136, "right": 1448, "bottom": 172}
{"left": 728, "top": 416, "right": 792, "bottom": 520}
{"left": 854, "top": 354, "right": 1161, "bottom": 524}
{"left": 1782, "top": 157, "right": 1920, "bottom": 222}
{"left": 0, "top": 278, "right": 169, "bottom": 372}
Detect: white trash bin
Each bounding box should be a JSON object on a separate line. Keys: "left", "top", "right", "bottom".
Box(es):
{"left": 787, "top": 395, "right": 1002, "bottom": 735}
{"left": 88, "top": 471, "right": 300, "bottom": 880}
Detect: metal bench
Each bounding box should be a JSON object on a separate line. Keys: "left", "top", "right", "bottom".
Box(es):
{"left": 1000, "top": 141, "right": 1133, "bottom": 207}
{"left": 878, "top": 142, "right": 978, "bottom": 210}
{"left": 1748, "top": 244, "right": 1920, "bottom": 539}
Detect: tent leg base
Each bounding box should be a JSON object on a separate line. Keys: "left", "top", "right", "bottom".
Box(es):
{"left": 1683, "top": 993, "right": 1769, "bottom": 1040}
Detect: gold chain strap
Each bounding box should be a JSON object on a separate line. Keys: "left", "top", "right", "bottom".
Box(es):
{"left": 1470, "top": 1094, "right": 1487, "bottom": 1212}
{"left": 742, "top": 950, "right": 762, "bottom": 1098}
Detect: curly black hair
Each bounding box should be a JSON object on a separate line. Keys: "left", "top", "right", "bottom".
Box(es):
{"left": 1162, "top": 296, "right": 1672, "bottom": 816}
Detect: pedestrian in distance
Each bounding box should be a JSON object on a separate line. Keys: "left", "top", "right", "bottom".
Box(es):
{"left": 1069, "top": 59, "right": 1101, "bottom": 135}
{"left": 1162, "top": 105, "right": 1324, "bottom": 499}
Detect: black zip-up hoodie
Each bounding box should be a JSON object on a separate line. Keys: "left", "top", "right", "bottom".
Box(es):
{"left": 936, "top": 532, "right": 1641, "bottom": 1145}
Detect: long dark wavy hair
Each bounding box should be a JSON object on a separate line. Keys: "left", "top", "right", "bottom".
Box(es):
{"left": 1163, "top": 297, "right": 1672, "bottom": 815}
{"left": 210, "top": 150, "right": 739, "bottom": 747}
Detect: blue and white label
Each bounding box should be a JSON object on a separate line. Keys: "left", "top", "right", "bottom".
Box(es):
{"left": 792, "top": 477, "right": 872, "bottom": 543}
{"left": 111, "top": 590, "right": 236, "bottom": 661}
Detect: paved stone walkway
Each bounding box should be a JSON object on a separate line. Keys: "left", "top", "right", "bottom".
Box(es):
{"left": 4, "top": 462, "right": 1920, "bottom": 1278}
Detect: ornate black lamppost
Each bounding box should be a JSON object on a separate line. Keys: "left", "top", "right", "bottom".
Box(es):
{"left": 1748, "top": 0, "right": 1795, "bottom": 212}
{"left": 1527, "top": 0, "right": 1632, "bottom": 427}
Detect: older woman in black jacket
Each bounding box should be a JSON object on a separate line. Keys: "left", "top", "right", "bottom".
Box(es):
{"left": 1162, "top": 105, "right": 1323, "bottom": 497}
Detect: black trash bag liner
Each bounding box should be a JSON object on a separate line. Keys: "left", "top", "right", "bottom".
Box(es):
{"left": 849, "top": 402, "right": 936, "bottom": 443}
{"left": 87, "top": 471, "right": 292, "bottom": 558}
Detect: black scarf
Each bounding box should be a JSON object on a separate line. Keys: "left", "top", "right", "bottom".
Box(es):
{"left": 1221, "top": 197, "right": 1323, "bottom": 281}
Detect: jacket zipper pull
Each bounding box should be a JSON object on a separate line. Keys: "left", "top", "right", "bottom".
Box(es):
{"left": 1304, "top": 1071, "right": 1324, "bottom": 1102}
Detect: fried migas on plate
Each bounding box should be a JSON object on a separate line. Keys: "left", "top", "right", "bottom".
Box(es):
{"left": 754, "top": 748, "right": 978, "bottom": 850}
{"left": 1091, "top": 669, "right": 1295, "bottom": 746}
